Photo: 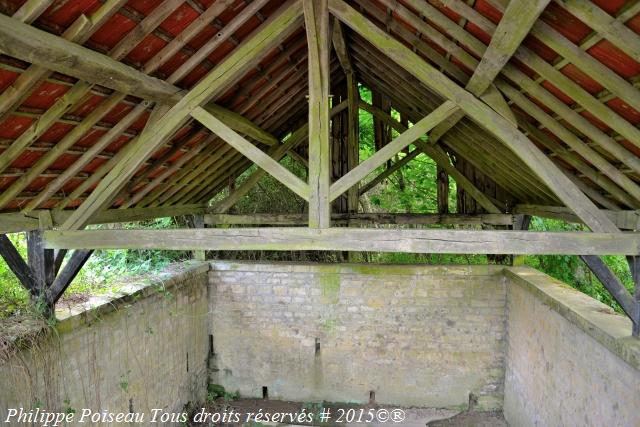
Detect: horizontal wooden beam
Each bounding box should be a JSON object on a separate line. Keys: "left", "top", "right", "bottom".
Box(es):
{"left": 0, "top": 204, "right": 207, "bottom": 234}
{"left": 203, "top": 212, "right": 515, "bottom": 226}
{"left": 514, "top": 205, "right": 640, "bottom": 231}
{"left": 42, "top": 228, "right": 640, "bottom": 255}
{"left": 0, "top": 13, "right": 182, "bottom": 104}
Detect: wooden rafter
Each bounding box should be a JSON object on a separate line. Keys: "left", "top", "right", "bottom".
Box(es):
{"left": 428, "top": 0, "right": 551, "bottom": 142}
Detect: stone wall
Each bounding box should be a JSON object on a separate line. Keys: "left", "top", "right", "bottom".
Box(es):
{"left": 0, "top": 263, "right": 210, "bottom": 423}
{"left": 208, "top": 262, "right": 507, "bottom": 409}
{"left": 503, "top": 267, "right": 640, "bottom": 427}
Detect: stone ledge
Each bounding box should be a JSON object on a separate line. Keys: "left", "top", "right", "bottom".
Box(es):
{"left": 210, "top": 260, "right": 505, "bottom": 277}
{"left": 504, "top": 266, "right": 640, "bottom": 370}
{"left": 54, "top": 261, "right": 210, "bottom": 333}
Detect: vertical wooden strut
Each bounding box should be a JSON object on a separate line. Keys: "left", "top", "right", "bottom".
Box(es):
{"left": 346, "top": 73, "right": 359, "bottom": 213}
{"left": 304, "top": 0, "right": 331, "bottom": 228}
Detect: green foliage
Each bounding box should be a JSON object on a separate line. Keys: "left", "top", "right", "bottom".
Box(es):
{"left": 207, "top": 384, "right": 239, "bottom": 402}
{"left": 0, "top": 233, "right": 29, "bottom": 318}
{"left": 523, "top": 217, "right": 633, "bottom": 313}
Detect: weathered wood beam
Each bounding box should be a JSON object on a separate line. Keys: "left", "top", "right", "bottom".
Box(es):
{"left": 0, "top": 1, "right": 126, "bottom": 120}
{"left": 346, "top": 72, "right": 359, "bottom": 212}
{"left": 12, "top": 0, "right": 55, "bottom": 24}
{"left": 305, "top": 0, "right": 332, "bottom": 228}
{"left": 203, "top": 212, "right": 514, "bottom": 226}
{"left": 581, "top": 255, "right": 639, "bottom": 334}
{"left": 202, "top": 104, "right": 278, "bottom": 146}
{"left": 330, "top": 101, "right": 459, "bottom": 201}
{"left": 142, "top": 0, "right": 236, "bottom": 75}
{"left": 168, "top": 0, "right": 269, "bottom": 84}
{"left": 429, "top": 0, "right": 550, "bottom": 141}
{"left": 0, "top": 13, "right": 181, "bottom": 104}
{"left": 109, "top": 0, "right": 185, "bottom": 60}
{"left": 513, "top": 205, "right": 640, "bottom": 231}
{"left": 0, "top": 204, "right": 207, "bottom": 234}
{"left": 0, "top": 234, "right": 37, "bottom": 292}
{"left": 47, "top": 250, "right": 93, "bottom": 305}
{"left": 628, "top": 255, "right": 640, "bottom": 336}
{"left": 555, "top": 0, "right": 640, "bottom": 63}
{"left": 329, "top": 0, "right": 618, "bottom": 233}
{"left": 332, "top": 17, "right": 353, "bottom": 74}
{"left": 61, "top": 0, "right": 303, "bottom": 231}
{"left": 42, "top": 228, "right": 640, "bottom": 255}
{"left": 191, "top": 107, "right": 310, "bottom": 200}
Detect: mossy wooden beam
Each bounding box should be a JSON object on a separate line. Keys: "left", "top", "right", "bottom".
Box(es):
{"left": 42, "top": 228, "right": 640, "bottom": 255}
{"left": 12, "top": 0, "right": 55, "bottom": 23}
{"left": 203, "top": 213, "right": 514, "bottom": 226}
{"left": 556, "top": 0, "right": 640, "bottom": 63}
{"left": 0, "top": 1, "right": 126, "bottom": 120}
{"left": 0, "top": 12, "right": 181, "bottom": 104}
{"left": 428, "top": 0, "right": 550, "bottom": 141}
{"left": 202, "top": 104, "right": 279, "bottom": 146}
{"left": 61, "top": 0, "right": 303, "bottom": 231}
{"left": 192, "top": 107, "right": 310, "bottom": 200}
{"left": 305, "top": 0, "right": 332, "bottom": 228}
{"left": 329, "top": 0, "right": 618, "bottom": 233}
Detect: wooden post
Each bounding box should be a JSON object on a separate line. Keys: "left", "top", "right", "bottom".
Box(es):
{"left": 27, "top": 230, "right": 55, "bottom": 316}
{"left": 347, "top": 73, "right": 359, "bottom": 213}
{"left": 437, "top": 166, "right": 449, "bottom": 214}
{"left": 512, "top": 214, "right": 532, "bottom": 266}
{"left": 305, "top": 0, "right": 331, "bottom": 228}
{"left": 192, "top": 214, "right": 206, "bottom": 261}
{"left": 627, "top": 256, "right": 640, "bottom": 337}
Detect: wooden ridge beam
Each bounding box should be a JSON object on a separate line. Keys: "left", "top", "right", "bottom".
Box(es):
{"left": 42, "top": 228, "right": 640, "bottom": 255}
{"left": 0, "top": 12, "right": 181, "bottom": 104}
{"left": 329, "top": 0, "right": 618, "bottom": 233}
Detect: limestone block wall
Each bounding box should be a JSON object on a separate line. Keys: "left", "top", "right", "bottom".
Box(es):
{"left": 208, "top": 262, "right": 507, "bottom": 409}
{"left": 0, "top": 263, "right": 210, "bottom": 422}
{"left": 503, "top": 267, "right": 640, "bottom": 427}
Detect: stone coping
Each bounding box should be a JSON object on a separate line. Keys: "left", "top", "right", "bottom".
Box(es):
{"left": 209, "top": 260, "right": 506, "bottom": 276}
{"left": 504, "top": 266, "right": 640, "bottom": 370}
{"left": 54, "top": 262, "right": 210, "bottom": 334}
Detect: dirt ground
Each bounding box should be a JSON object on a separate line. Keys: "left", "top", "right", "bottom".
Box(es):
{"left": 187, "top": 398, "right": 507, "bottom": 427}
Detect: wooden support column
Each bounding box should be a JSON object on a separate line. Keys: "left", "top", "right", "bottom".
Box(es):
{"left": 347, "top": 73, "right": 359, "bottom": 213}
{"left": 305, "top": 0, "right": 332, "bottom": 228}
{"left": 512, "top": 214, "right": 532, "bottom": 266}
{"left": 627, "top": 256, "right": 640, "bottom": 337}
{"left": 437, "top": 166, "right": 449, "bottom": 214}
{"left": 191, "top": 214, "right": 206, "bottom": 261}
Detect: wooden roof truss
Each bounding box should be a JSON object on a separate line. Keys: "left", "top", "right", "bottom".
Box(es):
{"left": 0, "top": 0, "right": 638, "bottom": 331}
